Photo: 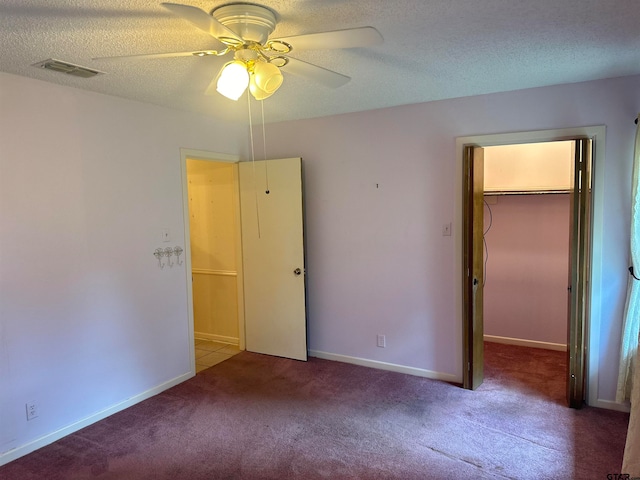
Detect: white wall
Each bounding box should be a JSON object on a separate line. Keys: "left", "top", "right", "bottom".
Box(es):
{"left": 261, "top": 75, "right": 640, "bottom": 405}
{"left": 484, "top": 141, "right": 572, "bottom": 192}
{"left": 0, "top": 72, "right": 245, "bottom": 463}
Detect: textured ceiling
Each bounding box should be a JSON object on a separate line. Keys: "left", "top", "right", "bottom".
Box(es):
{"left": 1, "top": 0, "right": 639, "bottom": 124}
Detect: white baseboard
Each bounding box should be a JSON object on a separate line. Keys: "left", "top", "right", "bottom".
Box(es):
{"left": 590, "top": 398, "right": 631, "bottom": 413}
{"left": 484, "top": 334, "right": 567, "bottom": 351}
{"left": 194, "top": 332, "right": 238, "bottom": 345}
{"left": 0, "top": 372, "right": 193, "bottom": 467}
{"left": 308, "top": 350, "right": 460, "bottom": 384}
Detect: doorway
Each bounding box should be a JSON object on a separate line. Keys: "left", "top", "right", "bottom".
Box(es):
{"left": 455, "top": 126, "right": 606, "bottom": 408}
{"left": 481, "top": 141, "right": 573, "bottom": 403}
{"left": 483, "top": 142, "right": 572, "bottom": 352}
{"left": 181, "top": 150, "right": 245, "bottom": 374}
{"left": 180, "top": 150, "right": 309, "bottom": 374}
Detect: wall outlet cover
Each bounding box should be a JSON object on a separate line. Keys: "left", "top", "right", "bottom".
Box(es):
{"left": 26, "top": 402, "right": 38, "bottom": 421}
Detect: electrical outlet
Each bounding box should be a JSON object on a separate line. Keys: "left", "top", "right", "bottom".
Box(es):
{"left": 25, "top": 402, "right": 38, "bottom": 421}
{"left": 377, "top": 334, "right": 386, "bottom": 348}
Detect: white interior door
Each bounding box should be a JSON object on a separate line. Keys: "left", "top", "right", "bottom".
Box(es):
{"left": 238, "top": 157, "right": 307, "bottom": 361}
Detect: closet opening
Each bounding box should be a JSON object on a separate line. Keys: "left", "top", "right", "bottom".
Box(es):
{"left": 457, "top": 126, "right": 604, "bottom": 408}
{"left": 481, "top": 142, "right": 573, "bottom": 405}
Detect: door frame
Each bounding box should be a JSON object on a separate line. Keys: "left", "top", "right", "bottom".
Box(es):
{"left": 180, "top": 148, "right": 245, "bottom": 375}
{"left": 455, "top": 126, "right": 606, "bottom": 407}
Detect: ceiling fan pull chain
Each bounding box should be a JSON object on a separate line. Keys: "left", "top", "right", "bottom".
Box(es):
{"left": 261, "top": 100, "right": 270, "bottom": 194}
{"left": 248, "top": 92, "right": 261, "bottom": 239}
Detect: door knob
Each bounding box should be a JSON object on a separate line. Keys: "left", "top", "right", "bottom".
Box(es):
{"left": 293, "top": 268, "right": 302, "bottom": 276}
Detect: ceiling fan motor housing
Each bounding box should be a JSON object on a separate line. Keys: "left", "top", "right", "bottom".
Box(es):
{"left": 211, "top": 3, "right": 277, "bottom": 44}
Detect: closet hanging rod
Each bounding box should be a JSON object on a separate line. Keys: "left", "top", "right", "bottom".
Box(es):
{"left": 484, "top": 189, "right": 570, "bottom": 196}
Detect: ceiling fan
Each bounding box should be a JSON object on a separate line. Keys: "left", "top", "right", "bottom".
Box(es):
{"left": 94, "top": 2, "right": 383, "bottom": 101}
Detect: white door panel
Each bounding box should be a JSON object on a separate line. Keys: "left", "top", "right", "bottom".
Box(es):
{"left": 239, "top": 157, "right": 307, "bottom": 361}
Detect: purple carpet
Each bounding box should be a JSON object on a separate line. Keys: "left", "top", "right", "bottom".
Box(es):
{"left": 0, "top": 343, "right": 629, "bottom": 479}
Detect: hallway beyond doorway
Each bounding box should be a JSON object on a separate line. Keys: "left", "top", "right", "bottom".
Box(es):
{"left": 195, "top": 339, "right": 241, "bottom": 373}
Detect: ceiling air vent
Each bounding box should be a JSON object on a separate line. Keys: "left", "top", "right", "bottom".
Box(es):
{"left": 32, "top": 59, "right": 104, "bottom": 78}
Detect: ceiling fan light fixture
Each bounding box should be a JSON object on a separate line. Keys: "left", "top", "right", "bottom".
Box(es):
{"left": 216, "top": 60, "right": 249, "bottom": 100}
{"left": 106, "top": 3, "right": 383, "bottom": 104}
{"left": 253, "top": 61, "right": 283, "bottom": 94}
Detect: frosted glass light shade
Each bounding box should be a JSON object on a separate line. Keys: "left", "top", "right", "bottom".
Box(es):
{"left": 216, "top": 61, "right": 249, "bottom": 101}
{"left": 249, "top": 75, "right": 274, "bottom": 100}
{"left": 253, "top": 61, "right": 283, "bottom": 94}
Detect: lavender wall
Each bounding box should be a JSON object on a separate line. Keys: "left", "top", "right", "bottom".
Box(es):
{"left": 0, "top": 72, "right": 245, "bottom": 464}
{"left": 261, "top": 75, "right": 640, "bottom": 405}
{"left": 1, "top": 70, "right": 638, "bottom": 465}
{"left": 483, "top": 194, "right": 570, "bottom": 346}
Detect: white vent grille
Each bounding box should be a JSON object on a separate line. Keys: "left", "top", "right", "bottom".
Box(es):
{"left": 32, "top": 59, "right": 103, "bottom": 78}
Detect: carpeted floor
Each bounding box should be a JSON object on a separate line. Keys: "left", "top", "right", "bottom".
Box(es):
{"left": 0, "top": 343, "right": 630, "bottom": 479}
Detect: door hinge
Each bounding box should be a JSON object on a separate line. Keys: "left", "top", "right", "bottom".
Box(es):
{"left": 467, "top": 362, "right": 471, "bottom": 372}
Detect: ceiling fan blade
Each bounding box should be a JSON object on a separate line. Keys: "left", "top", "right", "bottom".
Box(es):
{"left": 281, "top": 57, "right": 350, "bottom": 89}
{"left": 93, "top": 50, "right": 223, "bottom": 61}
{"left": 161, "top": 3, "right": 243, "bottom": 45}
{"left": 274, "top": 27, "right": 383, "bottom": 52}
